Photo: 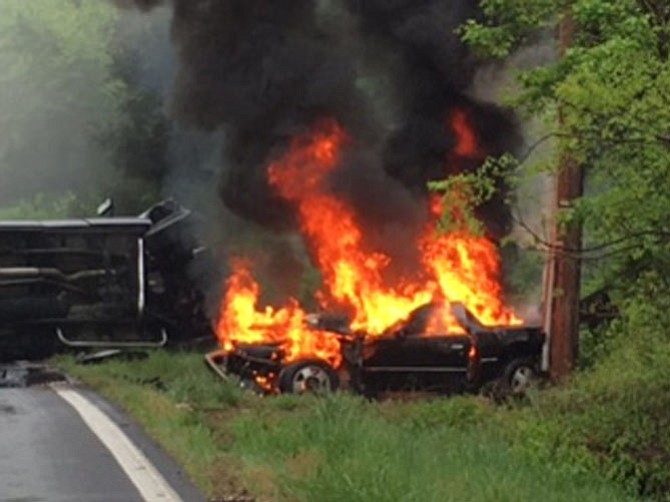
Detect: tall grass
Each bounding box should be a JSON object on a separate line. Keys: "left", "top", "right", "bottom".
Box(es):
{"left": 506, "top": 300, "right": 670, "bottom": 500}
{"left": 59, "top": 352, "right": 636, "bottom": 501}
{"left": 230, "top": 395, "right": 633, "bottom": 502}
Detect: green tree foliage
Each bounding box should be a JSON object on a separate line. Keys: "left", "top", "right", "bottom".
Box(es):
{"left": 0, "top": 1, "right": 121, "bottom": 204}
{"left": 462, "top": 0, "right": 670, "bottom": 298}
{"left": 462, "top": 2, "right": 670, "bottom": 498}
{"left": 429, "top": 154, "right": 520, "bottom": 235}
{"left": 0, "top": 0, "right": 168, "bottom": 216}
{"left": 96, "top": 50, "right": 169, "bottom": 212}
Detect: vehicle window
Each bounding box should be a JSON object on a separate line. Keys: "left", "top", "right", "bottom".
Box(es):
{"left": 401, "top": 303, "right": 465, "bottom": 337}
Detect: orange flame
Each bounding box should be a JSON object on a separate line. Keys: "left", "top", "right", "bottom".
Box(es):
{"left": 217, "top": 259, "right": 342, "bottom": 367}
{"left": 451, "top": 109, "right": 479, "bottom": 158}
{"left": 422, "top": 222, "right": 520, "bottom": 326}
{"left": 268, "top": 120, "right": 436, "bottom": 334}
{"left": 216, "top": 118, "right": 520, "bottom": 368}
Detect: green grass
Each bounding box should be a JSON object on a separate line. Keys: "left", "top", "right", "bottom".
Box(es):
{"left": 57, "top": 351, "right": 637, "bottom": 502}
{"left": 228, "top": 394, "right": 632, "bottom": 502}
{"left": 503, "top": 327, "right": 670, "bottom": 500}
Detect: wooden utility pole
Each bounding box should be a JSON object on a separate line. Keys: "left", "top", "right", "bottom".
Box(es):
{"left": 545, "top": 9, "right": 584, "bottom": 382}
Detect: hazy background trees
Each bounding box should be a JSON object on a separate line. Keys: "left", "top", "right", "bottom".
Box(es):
{"left": 0, "top": 0, "right": 170, "bottom": 217}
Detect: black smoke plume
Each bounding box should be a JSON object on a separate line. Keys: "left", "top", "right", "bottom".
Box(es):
{"left": 344, "top": 0, "right": 520, "bottom": 238}
{"left": 116, "top": 0, "right": 521, "bottom": 244}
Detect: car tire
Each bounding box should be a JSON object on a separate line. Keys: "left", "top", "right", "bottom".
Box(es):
{"left": 278, "top": 360, "right": 339, "bottom": 395}
{"left": 499, "top": 358, "right": 538, "bottom": 397}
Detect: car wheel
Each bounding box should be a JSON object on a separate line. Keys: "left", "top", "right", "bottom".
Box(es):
{"left": 501, "top": 358, "right": 538, "bottom": 396}
{"left": 278, "top": 360, "right": 339, "bottom": 395}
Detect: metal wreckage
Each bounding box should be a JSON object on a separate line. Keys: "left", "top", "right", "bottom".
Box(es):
{"left": 207, "top": 303, "right": 546, "bottom": 399}
{"left": 0, "top": 200, "right": 212, "bottom": 362}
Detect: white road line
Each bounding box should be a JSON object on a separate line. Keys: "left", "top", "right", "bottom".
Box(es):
{"left": 51, "top": 383, "right": 182, "bottom": 502}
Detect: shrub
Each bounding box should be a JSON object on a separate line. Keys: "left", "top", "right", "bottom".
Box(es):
{"left": 511, "top": 279, "right": 670, "bottom": 500}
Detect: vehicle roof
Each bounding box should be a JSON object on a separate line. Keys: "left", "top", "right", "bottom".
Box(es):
{"left": 0, "top": 218, "right": 152, "bottom": 235}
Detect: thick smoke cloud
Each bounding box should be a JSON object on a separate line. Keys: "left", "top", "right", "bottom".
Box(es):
{"left": 345, "top": 0, "right": 520, "bottom": 237}
{"left": 117, "top": 0, "right": 521, "bottom": 245}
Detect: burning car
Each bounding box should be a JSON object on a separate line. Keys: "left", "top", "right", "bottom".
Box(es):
{"left": 206, "top": 122, "right": 543, "bottom": 398}
{"left": 0, "top": 199, "right": 212, "bottom": 361}
{"left": 207, "top": 301, "right": 545, "bottom": 398}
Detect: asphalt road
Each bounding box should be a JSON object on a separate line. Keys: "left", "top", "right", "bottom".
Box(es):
{"left": 0, "top": 383, "right": 203, "bottom": 502}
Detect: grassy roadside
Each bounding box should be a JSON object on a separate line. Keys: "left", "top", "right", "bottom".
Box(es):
{"left": 57, "top": 352, "right": 636, "bottom": 502}
{"left": 57, "top": 352, "right": 245, "bottom": 497}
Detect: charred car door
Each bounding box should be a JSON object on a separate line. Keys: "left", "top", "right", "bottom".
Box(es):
{"left": 360, "top": 304, "right": 472, "bottom": 393}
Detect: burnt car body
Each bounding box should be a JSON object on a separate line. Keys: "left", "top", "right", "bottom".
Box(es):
{"left": 0, "top": 200, "right": 211, "bottom": 361}
{"left": 215, "top": 303, "right": 545, "bottom": 397}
